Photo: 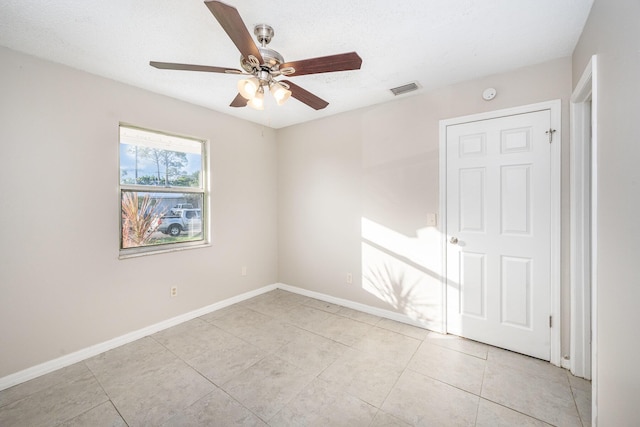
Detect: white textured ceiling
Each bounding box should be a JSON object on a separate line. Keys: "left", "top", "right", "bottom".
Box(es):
{"left": 0, "top": 0, "right": 593, "bottom": 129}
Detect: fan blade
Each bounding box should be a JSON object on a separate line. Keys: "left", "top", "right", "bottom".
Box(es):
{"left": 230, "top": 93, "right": 248, "bottom": 108}
{"left": 205, "top": 0, "right": 263, "bottom": 64}
{"left": 281, "top": 80, "right": 329, "bottom": 110}
{"left": 150, "top": 61, "right": 242, "bottom": 74}
{"left": 281, "top": 52, "right": 362, "bottom": 77}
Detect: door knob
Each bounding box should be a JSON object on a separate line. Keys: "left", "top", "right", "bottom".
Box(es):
{"left": 450, "top": 237, "right": 459, "bottom": 244}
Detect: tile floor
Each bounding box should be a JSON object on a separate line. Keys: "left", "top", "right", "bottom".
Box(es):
{"left": 0, "top": 289, "right": 591, "bottom": 426}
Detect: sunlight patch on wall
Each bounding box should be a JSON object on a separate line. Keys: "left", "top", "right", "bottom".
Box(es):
{"left": 361, "top": 217, "right": 443, "bottom": 331}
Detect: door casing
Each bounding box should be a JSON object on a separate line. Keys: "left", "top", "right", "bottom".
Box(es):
{"left": 439, "top": 100, "right": 562, "bottom": 366}
{"left": 570, "top": 55, "right": 597, "bottom": 425}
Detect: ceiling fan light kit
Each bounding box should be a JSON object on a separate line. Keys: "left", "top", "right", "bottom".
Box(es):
{"left": 150, "top": 0, "right": 362, "bottom": 111}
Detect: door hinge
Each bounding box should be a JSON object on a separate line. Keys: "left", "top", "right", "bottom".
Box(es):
{"left": 549, "top": 316, "right": 553, "bottom": 328}
{"left": 545, "top": 128, "right": 556, "bottom": 144}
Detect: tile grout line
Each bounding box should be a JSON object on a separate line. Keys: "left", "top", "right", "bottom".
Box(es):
{"left": 566, "top": 370, "right": 587, "bottom": 427}
{"left": 80, "top": 361, "right": 130, "bottom": 427}
{"left": 373, "top": 333, "right": 427, "bottom": 426}
{"left": 481, "top": 350, "right": 581, "bottom": 425}
{"left": 274, "top": 295, "right": 410, "bottom": 423}
{"left": 477, "top": 396, "right": 556, "bottom": 426}
{"left": 149, "top": 320, "right": 276, "bottom": 425}
{"left": 473, "top": 357, "right": 488, "bottom": 426}
{"left": 198, "top": 295, "right": 327, "bottom": 425}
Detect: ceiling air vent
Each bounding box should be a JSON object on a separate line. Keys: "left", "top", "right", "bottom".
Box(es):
{"left": 390, "top": 82, "right": 420, "bottom": 96}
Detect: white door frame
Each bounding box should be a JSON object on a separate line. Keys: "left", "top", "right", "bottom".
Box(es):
{"left": 439, "top": 99, "right": 562, "bottom": 366}
{"left": 570, "top": 55, "right": 598, "bottom": 422}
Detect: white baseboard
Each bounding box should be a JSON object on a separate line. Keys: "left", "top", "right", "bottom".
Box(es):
{"left": 275, "top": 283, "right": 440, "bottom": 332}
{"left": 0, "top": 284, "right": 277, "bottom": 392}
{"left": 1, "top": 282, "right": 438, "bottom": 392}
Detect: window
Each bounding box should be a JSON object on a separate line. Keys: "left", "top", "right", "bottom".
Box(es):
{"left": 119, "top": 125, "right": 208, "bottom": 257}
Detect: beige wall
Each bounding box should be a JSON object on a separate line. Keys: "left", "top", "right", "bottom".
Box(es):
{"left": 573, "top": 0, "right": 640, "bottom": 424}
{"left": 278, "top": 57, "right": 573, "bottom": 348}
{"left": 0, "top": 47, "right": 278, "bottom": 378}
{"left": 0, "top": 45, "right": 579, "bottom": 383}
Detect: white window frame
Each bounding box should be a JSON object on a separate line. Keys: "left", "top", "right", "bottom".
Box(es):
{"left": 118, "top": 124, "right": 210, "bottom": 259}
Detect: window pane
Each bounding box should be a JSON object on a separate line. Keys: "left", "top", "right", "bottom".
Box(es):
{"left": 119, "top": 126, "right": 202, "bottom": 188}
{"left": 121, "top": 191, "right": 204, "bottom": 249}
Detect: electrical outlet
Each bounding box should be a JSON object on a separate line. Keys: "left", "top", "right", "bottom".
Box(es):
{"left": 241, "top": 266, "right": 247, "bottom": 276}
{"left": 346, "top": 273, "right": 353, "bottom": 284}
{"left": 170, "top": 286, "right": 178, "bottom": 297}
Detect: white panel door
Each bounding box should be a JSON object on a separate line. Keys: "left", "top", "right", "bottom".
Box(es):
{"left": 446, "top": 110, "right": 552, "bottom": 360}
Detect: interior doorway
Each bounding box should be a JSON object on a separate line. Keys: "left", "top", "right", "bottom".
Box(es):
{"left": 570, "top": 55, "right": 597, "bottom": 384}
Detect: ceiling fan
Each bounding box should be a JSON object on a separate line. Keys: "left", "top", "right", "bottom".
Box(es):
{"left": 150, "top": 0, "right": 363, "bottom": 111}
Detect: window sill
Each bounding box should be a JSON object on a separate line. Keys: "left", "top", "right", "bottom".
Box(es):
{"left": 119, "top": 241, "right": 211, "bottom": 259}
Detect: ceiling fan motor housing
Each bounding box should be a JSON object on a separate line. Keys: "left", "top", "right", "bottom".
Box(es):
{"left": 241, "top": 46, "right": 284, "bottom": 73}
{"left": 240, "top": 24, "right": 286, "bottom": 75}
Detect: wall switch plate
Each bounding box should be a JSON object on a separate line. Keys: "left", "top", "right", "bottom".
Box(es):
{"left": 427, "top": 213, "right": 438, "bottom": 227}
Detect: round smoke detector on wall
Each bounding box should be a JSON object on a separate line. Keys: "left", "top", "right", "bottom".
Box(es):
{"left": 482, "top": 88, "right": 497, "bottom": 101}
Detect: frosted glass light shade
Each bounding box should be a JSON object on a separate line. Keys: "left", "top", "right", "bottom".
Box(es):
{"left": 247, "top": 89, "right": 264, "bottom": 110}
{"left": 238, "top": 77, "right": 260, "bottom": 100}
{"left": 270, "top": 82, "right": 291, "bottom": 106}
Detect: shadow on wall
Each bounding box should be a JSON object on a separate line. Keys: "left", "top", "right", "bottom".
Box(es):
{"left": 361, "top": 217, "right": 443, "bottom": 331}
{"left": 360, "top": 119, "right": 442, "bottom": 328}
